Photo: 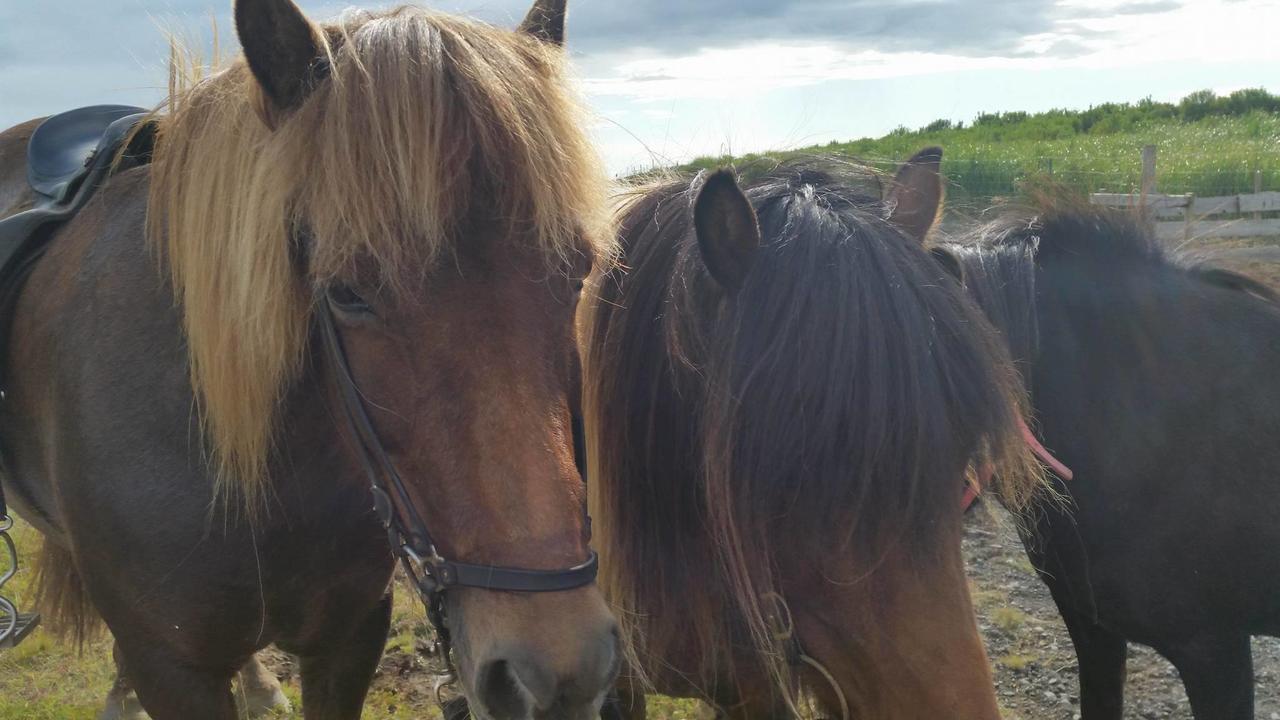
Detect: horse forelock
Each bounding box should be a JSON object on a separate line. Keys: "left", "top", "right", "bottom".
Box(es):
{"left": 584, "top": 160, "right": 1043, "bottom": 704}
{"left": 148, "top": 5, "right": 611, "bottom": 511}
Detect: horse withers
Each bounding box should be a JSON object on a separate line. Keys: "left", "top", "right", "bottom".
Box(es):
{"left": 933, "top": 195, "right": 1280, "bottom": 719}
{"left": 0, "top": 1, "right": 619, "bottom": 718}
{"left": 582, "top": 152, "right": 1047, "bottom": 719}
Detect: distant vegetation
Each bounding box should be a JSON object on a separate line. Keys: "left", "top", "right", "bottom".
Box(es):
{"left": 685, "top": 88, "right": 1280, "bottom": 203}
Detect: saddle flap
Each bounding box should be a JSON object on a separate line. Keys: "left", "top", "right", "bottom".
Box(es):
{"left": 27, "top": 104, "right": 149, "bottom": 202}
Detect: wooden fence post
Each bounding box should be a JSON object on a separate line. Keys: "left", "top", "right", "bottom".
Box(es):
{"left": 1255, "top": 170, "right": 1263, "bottom": 221}
{"left": 1141, "top": 145, "right": 1158, "bottom": 198}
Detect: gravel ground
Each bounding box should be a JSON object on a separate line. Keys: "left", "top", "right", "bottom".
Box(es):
{"left": 965, "top": 508, "right": 1280, "bottom": 720}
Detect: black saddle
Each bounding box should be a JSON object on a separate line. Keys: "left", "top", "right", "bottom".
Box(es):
{"left": 0, "top": 105, "right": 154, "bottom": 254}
{"left": 27, "top": 104, "right": 149, "bottom": 202}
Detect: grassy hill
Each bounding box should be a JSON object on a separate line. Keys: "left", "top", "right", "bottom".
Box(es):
{"left": 685, "top": 89, "right": 1280, "bottom": 203}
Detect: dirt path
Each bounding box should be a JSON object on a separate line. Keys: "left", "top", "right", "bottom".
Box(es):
{"left": 965, "top": 508, "right": 1280, "bottom": 720}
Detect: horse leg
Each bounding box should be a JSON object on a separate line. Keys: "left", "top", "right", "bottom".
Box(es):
{"left": 99, "top": 642, "right": 148, "bottom": 720}
{"left": 1059, "top": 611, "right": 1127, "bottom": 720}
{"left": 102, "top": 641, "right": 289, "bottom": 720}
{"left": 116, "top": 640, "right": 237, "bottom": 720}
{"left": 297, "top": 592, "right": 392, "bottom": 720}
{"left": 1159, "top": 634, "right": 1254, "bottom": 720}
{"left": 235, "top": 652, "right": 292, "bottom": 718}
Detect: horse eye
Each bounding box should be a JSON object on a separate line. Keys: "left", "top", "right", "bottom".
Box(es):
{"left": 573, "top": 278, "right": 585, "bottom": 294}
{"left": 327, "top": 284, "right": 373, "bottom": 315}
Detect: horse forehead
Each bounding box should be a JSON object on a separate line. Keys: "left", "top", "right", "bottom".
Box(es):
{"left": 437, "top": 231, "right": 578, "bottom": 287}
{"left": 388, "top": 257, "right": 571, "bottom": 329}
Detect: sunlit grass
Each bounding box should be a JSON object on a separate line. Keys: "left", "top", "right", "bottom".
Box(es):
{"left": 0, "top": 522, "right": 115, "bottom": 720}
{"left": 997, "top": 653, "right": 1039, "bottom": 672}
{"left": 991, "top": 607, "right": 1031, "bottom": 634}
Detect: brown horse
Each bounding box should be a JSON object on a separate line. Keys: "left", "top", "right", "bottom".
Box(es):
{"left": 0, "top": 1, "right": 619, "bottom": 718}
{"left": 583, "top": 153, "right": 1045, "bottom": 719}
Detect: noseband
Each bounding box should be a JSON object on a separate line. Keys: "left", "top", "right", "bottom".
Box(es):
{"left": 316, "top": 300, "right": 598, "bottom": 674}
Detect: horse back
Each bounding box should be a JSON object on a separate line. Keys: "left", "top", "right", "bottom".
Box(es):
{"left": 0, "top": 119, "right": 43, "bottom": 218}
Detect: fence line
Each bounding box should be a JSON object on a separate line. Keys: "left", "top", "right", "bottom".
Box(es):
{"left": 933, "top": 146, "right": 1277, "bottom": 201}
{"left": 1088, "top": 146, "right": 1280, "bottom": 240}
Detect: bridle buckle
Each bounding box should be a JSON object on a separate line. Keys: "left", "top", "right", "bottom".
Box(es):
{"left": 402, "top": 543, "right": 450, "bottom": 592}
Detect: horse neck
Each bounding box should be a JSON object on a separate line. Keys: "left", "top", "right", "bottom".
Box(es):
{"left": 1029, "top": 257, "right": 1280, "bottom": 461}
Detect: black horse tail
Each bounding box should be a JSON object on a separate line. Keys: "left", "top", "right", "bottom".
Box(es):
{"left": 32, "top": 538, "right": 101, "bottom": 647}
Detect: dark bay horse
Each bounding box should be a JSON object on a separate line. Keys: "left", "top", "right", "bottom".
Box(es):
{"left": 0, "top": 1, "right": 619, "bottom": 718}
{"left": 582, "top": 154, "right": 1047, "bottom": 719}
{"left": 933, "top": 197, "right": 1280, "bottom": 719}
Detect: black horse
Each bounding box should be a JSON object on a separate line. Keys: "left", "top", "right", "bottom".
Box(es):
{"left": 933, "top": 195, "right": 1280, "bottom": 720}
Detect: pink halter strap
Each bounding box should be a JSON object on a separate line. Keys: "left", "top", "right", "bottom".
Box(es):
{"left": 962, "top": 417, "right": 1073, "bottom": 511}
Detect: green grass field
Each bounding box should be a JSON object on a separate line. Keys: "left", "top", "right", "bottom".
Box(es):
{"left": 684, "top": 90, "right": 1280, "bottom": 204}
{"left": 0, "top": 521, "right": 116, "bottom": 720}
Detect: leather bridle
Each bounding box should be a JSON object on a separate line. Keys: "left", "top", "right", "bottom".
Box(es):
{"left": 315, "top": 299, "right": 599, "bottom": 676}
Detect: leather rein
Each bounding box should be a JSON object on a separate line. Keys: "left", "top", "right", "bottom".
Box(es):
{"left": 315, "top": 300, "right": 598, "bottom": 678}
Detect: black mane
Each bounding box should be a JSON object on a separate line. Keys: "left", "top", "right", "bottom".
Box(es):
{"left": 937, "top": 195, "right": 1280, "bottom": 367}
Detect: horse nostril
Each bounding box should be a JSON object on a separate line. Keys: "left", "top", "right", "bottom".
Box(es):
{"left": 473, "top": 624, "right": 620, "bottom": 717}
{"left": 476, "top": 659, "right": 531, "bottom": 720}
{"left": 554, "top": 623, "right": 622, "bottom": 709}
{"left": 590, "top": 623, "right": 623, "bottom": 691}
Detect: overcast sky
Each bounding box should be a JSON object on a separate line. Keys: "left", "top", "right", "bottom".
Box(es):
{"left": 2, "top": 0, "right": 1278, "bottom": 173}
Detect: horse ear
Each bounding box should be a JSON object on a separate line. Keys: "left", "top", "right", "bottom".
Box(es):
{"left": 235, "top": 0, "right": 325, "bottom": 120}
{"left": 694, "top": 170, "right": 761, "bottom": 293}
{"left": 885, "top": 146, "right": 945, "bottom": 244}
{"left": 929, "top": 246, "right": 964, "bottom": 283}
{"left": 520, "top": 0, "right": 567, "bottom": 45}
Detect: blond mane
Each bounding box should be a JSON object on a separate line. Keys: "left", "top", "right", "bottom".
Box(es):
{"left": 148, "top": 5, "right": 611, "bottom": 509}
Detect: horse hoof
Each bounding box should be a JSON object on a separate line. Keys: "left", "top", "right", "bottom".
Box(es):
{"left": 98, "top": 691, "right": 149, "bottom": 720}
{"left": 240, "top": 685, "right": 292, "bottom": 718}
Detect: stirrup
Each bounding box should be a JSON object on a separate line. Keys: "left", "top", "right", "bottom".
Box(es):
{"left": 0, "top": 516, "right": 40, "bottom": 648}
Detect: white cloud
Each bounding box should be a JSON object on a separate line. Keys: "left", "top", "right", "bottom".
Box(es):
{"left": 582, "top": 0, "right": 1280, "bottom": 102}
{"left": 1068, "top": 0, "right": 1280, "bottom": 64}
{"left": 584, "top": 45, "right": 1030, "bottom": 101}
